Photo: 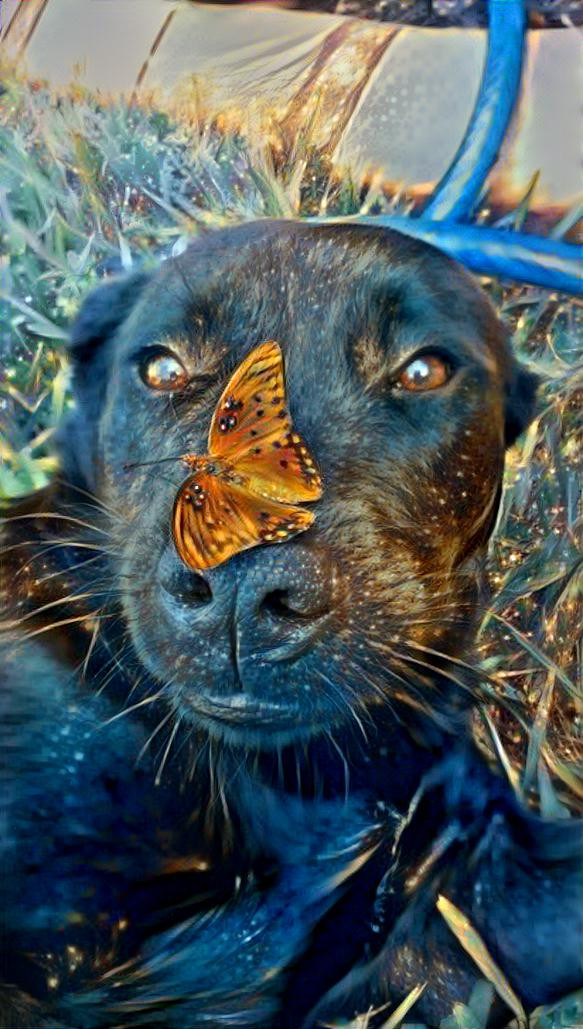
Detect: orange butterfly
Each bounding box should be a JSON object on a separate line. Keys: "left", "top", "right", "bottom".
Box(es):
{"left": 172, "top": 341, "right": 322, "bottom": 571}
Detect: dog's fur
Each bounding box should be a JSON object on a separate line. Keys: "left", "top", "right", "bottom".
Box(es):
{"left": 1, "top": 221, "right": 581, "bottom": 1028}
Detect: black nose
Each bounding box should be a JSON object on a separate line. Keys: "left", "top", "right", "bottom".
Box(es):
{"left": 235, "top": 545, "right": 339, "bottom": 663}
{"left": 158, "top": 550, "right": 213, "bottom": 608}
{"left": 158, "top": 542, "right": 340, "bottom": 666}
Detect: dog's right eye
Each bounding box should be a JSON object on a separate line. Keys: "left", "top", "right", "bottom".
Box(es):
{"left": 138, "top": 348, "right": 189, "bottom": 391}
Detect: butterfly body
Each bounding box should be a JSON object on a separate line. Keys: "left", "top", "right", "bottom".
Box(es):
{"left": 180, "top": 457, "right": 246, "bottom": 502}
{"left": 172, "top": 342, "right": 322, "bottom": 571}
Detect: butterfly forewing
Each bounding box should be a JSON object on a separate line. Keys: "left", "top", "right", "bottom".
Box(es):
{"left": 234, "top": 439, "right": 322, "bottom": 504}
{"left": 208, "top": 340, "right": 322, "bottom": 503}
{"left": 173, "top": 470, "right": 315, "bottom": 571}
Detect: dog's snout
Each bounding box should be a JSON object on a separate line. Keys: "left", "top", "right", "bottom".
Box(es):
{"left": 243, "top": 552, "right": 334, "bottom": 620}
{"left": 158, "top": 541, "right": 339, "bottom": 668}
{"left": 235, "top": 545, "right": 339, "bottom": 664}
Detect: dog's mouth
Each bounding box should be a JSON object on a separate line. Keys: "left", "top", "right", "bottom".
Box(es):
{"left": 179, "top": 692, "right": 316, "bottom": 746}
{"left": 188, "top": 692, "right": 294, "bottom": 722}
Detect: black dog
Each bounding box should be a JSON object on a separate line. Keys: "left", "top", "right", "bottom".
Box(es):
{"left": 1, "top": 221, "right": 581, "bottom": 1028}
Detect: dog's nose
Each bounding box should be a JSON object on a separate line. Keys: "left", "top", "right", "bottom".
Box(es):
{"left": 234, "top": 544, "right": 339, "bottom": 664}
{"left": 158, "top": 542, "right": 339, "bottom": 666}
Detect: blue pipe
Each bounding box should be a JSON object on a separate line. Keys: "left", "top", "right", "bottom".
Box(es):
{"left": 310, "top": 0, "right": 581, "bottom": 294}
{"left": 308, "top": 214, "right": 583, "bottom": 296}
{"left": 422, "top": 0, "right": 527, "bottom": 222}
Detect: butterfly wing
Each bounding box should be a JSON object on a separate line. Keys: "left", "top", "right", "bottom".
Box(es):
{"left": 208, "top": 340, "right": 286, "bottom": 460}
{"left": 208, "top": 340, "right": 322, "bottom": 504}
{"left": 234, "top": 429, "right": 322, "bottom": 505}
{"left": 172, "top": 471, "right": 315, "bottom": 571}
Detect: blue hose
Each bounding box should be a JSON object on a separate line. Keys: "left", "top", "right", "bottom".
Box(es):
{"left": 310, "top": 0, "right": 583, "bottom": 294}
{"left": 308, "top": 214, "right": 583, "bottom": 296}
{"left": 422, "top": 0, "right": 527, "bottom": 222}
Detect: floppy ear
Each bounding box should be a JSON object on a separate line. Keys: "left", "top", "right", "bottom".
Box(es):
{"left": 68, "top": 270, "right": 151, "bottom": 362}
{"left": 504, "top": 363, "right": 540, "bottom": 447}
{"left": 58, "top": 270, "right": 152, "bottom": 489}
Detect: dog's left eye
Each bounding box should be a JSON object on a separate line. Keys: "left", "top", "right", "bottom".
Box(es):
{"left": 396, "top": 353, "right": 452, "bottom": 392}
{"left": 139, "top": 349, "right": 189, "bottom": 391}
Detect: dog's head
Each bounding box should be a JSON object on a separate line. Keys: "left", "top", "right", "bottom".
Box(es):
{"left": 61, "top": 221, "right": 538, "bottom": 747}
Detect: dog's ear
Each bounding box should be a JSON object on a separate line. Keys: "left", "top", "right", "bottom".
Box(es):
{"left": 68, "top": 270, "right": 151, "bottom": 363}
{"left": 59, "top": 271, "right": 152, "bottom": 489}
{"left": 504, "top": 362, "right": 540, "bottom": 447}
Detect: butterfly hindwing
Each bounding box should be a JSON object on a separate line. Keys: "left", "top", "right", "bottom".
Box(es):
{"left": 173, "top": 470, "right": 315, "bottom": 571}
{"left": 208, "top": 340, "right": 322, "bottom": 503}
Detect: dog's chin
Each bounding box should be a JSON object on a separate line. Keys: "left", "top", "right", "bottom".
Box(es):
{"left": 176, "top": 691, "right": 328, "bottom": 749}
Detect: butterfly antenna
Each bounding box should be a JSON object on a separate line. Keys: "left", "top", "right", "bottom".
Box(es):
{"left": 123, "top": 454, "right": 187, "bottom": 471}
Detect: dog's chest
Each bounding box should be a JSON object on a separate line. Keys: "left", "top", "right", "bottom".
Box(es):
{"left": 1, "top": 650, "right": 206, "bottom": 998}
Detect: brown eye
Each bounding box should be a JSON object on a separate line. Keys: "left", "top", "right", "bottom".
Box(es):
{"left": 140, "top": 350, "right": 188, "bottom": 391}
{"left": 397, "top": 354, "right": 451, "bottom": 392}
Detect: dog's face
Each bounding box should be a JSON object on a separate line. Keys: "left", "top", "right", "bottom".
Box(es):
{"left": 63, "top": 222, "right": 537, "bottom": 747}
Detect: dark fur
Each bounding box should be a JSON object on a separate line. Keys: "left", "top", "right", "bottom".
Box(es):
{"left": 1, "top": 221, "right": 581, "bottom": 1028}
